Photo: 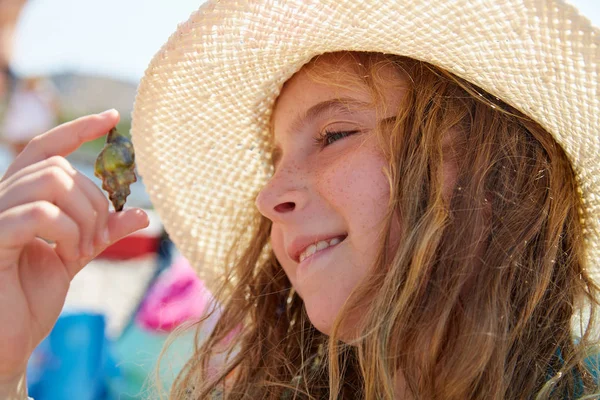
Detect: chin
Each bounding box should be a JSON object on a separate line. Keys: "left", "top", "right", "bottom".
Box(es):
{"left": 305, "top": 300, "right": 366, "bottom": 343}
{"left": 304, "top": 301, "right": 334, "bottom": 335}
{"left": 304, "top": 305, "right": 352, "bottom": 340}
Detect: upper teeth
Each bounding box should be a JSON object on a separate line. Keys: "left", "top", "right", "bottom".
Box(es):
{"left": 299, "top": 237, "right": 342, "bottom": 263}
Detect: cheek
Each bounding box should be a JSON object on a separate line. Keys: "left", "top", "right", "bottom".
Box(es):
{"left": 317, "top": 146, "right": 391, "bottom": 239}
{"left": 270, "top": 224, "right": 298, "bottom": 286}
{"left": 310, "top": 149, "right": 392, "bottom": 328}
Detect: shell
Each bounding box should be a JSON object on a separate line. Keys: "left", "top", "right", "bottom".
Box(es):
{"left": 94, "top": 127, "right": 137, "bottom": 211}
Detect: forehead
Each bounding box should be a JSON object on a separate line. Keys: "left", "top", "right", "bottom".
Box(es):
{"left": 272, "top": 53, "right": 407, "bottom": 128}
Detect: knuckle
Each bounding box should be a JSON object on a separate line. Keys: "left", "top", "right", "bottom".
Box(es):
{"left": 42, "top": 165, "right": 71, "bottom": 187}
{"left": 29, "top": 200, "right": 54, "bottom": 221}
{"left": 46, "top": 155, "right": 73, "bottom": 172}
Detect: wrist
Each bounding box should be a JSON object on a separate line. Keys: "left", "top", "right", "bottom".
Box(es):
{"left": 0, "top": 371, "right": 29, "bottom": 400}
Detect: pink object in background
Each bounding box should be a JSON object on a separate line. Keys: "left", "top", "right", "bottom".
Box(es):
{"left": 136, "top": 255, "right": 212, "bottom": 332}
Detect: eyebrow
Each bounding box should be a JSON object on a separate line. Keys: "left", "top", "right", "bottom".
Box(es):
{"left": 271, "top": 97, "right": 372, "bottom": 167}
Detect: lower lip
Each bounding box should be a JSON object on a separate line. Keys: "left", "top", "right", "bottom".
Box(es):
{"left": 296, "top": 240, "right": 345, "bottom": 278}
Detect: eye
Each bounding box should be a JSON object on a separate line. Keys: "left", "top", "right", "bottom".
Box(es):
{"left": 315, "top": 130, "right": 360, "bottom": 147}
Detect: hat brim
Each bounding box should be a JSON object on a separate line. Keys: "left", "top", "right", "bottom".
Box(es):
{"left": 131, "top": 0, "right": 600, "bottom": 287}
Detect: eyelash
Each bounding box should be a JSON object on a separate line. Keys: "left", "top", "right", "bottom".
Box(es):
{"left": 315, "top": 130, "right": 360, "bottom": 147}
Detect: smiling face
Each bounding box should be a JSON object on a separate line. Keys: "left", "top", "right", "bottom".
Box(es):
{"left": 255, "top": 53, "right": 406, "bottom": 335}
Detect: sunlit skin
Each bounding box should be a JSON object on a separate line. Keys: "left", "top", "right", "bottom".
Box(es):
{"left": 256, "top": 54, "right": 405, "bottom": 335}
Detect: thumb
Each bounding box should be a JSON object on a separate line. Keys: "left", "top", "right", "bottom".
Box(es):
{"left": 64, "top": 208, "right": 150, "bottom": 279}
{"left": 106, "top": 208, "right": 150, "bottom": 244}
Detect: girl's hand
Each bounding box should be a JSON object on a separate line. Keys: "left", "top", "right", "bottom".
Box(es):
{"left": 0, "top": 110, "right": 150, "bottom": 383}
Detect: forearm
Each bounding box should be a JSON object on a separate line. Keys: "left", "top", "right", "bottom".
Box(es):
{"left": 0, "top": 371, "right": 29, "bottom": 400}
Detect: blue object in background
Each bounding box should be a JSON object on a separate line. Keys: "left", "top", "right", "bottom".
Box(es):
{"left": 27, "top": 312, "right": 112, "bottom": 400}
{"left": 105, "top": 320, "right": 198, "bottom": 399}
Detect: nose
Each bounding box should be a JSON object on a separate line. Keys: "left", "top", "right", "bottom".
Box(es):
{"left": 255, "top": 160, "right": 310, "bottom": 222}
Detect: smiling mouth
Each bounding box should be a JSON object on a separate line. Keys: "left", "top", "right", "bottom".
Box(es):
{"left": 298, "top": 235, "right": 347, "bottom": 263}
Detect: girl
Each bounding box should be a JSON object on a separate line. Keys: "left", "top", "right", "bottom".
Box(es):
{"left": 0, "top": 0, "right": 599, "bottom": 399}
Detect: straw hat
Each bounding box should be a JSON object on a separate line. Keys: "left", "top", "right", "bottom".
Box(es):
{"left": 131, "top": 0, "right": 600, "bottom": 288}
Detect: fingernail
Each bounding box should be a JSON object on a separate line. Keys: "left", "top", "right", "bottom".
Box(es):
{"left": 134, "top": 209, "right": 149, "bottom": 225}
{"left": 86, "top": 243, "right": 94, "bottom": 257}
{"left": 102, "top": 228, "right": 110, "bottom": 244}
{"left": 99, "top": 108, "right": 117, "bottom": 116}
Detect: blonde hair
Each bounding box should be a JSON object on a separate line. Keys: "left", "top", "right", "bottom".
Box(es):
{"left": 154, "top": 52, "right": 600, "bottom": 399}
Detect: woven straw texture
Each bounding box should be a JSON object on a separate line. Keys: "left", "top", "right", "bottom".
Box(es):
{"left": 131, "top": 0, "right": 600, "bottom": 289}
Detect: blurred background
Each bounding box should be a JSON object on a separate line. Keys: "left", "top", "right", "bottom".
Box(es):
{"left": 0, "top": 0, "right": 598, "bottom": 399}
{"left": 0, "top": 1, "right": 217, "bottom": 399}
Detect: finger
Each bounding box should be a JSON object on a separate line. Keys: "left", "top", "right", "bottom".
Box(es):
{"left": 0, "top": 155, "right": 110, "bottom": 249}
{"left": 39, "top": 156, "right": 111, "bottom": 249}
{"left": 77, "top": 170, "right": 110, "bottom": 248}
{"left": 0, "top": 201, "right": 80, "bottom": 268}
{"left": 0, "top": 165, "right": 97, "bottom": 258}
{"left": 77, "top": 208, "right": 149, "bottom": 266}
{"left": 56, "top": 167, "right": 109, "bottom": 255}
{"left": 2, "top": 109, "right": 119, "bottom": 181}
{"left": 0, "top": 156, "right": 110, "bottom": 248}
{"left": 105, "top": 208, "right": 150, "bottom": 247}
{"left": 0, "top": 154, "right": 69, "bottom": 190}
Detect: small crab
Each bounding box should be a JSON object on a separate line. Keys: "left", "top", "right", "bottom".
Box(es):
{"left": 94, "top": 127, "right": 137, "bottom": 211}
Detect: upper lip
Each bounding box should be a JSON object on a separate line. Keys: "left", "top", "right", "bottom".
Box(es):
{"left": 287, "top": 233, "right": 348, "bottom": 263}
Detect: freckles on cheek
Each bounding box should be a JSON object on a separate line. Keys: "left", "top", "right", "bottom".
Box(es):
{"left": 319, "top": 151, "right": 390, "bottom": 230}
{"left": 317, "top": 155, "right": 360, "bottom": 202}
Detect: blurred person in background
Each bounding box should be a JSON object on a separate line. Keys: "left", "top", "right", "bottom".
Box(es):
{"left": 0, "top": 76, "right": 59, "bottom": 156}
{"left": 0, "top": 0, "right": 30, "bottom": 155}
{"left": 0, "top": 65, "right": 16, "bottom": 113}
{"left": 0, "top": 0, "right": 26, "bottom": 118}
{"left": 0, "top": 0, "right": 27, "bottom": 68}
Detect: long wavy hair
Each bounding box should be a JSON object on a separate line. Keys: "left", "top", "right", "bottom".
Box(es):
{"left": 153, "top": 52, "right": 600, "bottom": 399}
